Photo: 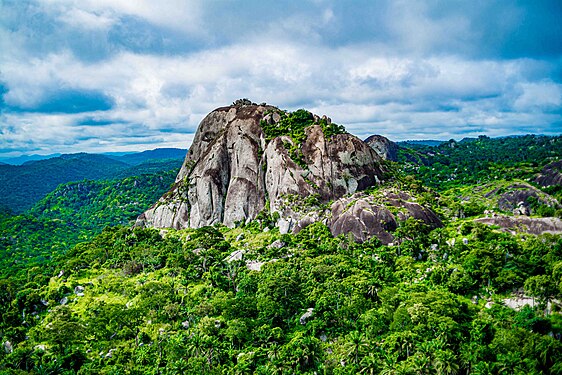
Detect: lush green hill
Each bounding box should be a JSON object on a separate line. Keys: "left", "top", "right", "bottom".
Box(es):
{"left": 0, "top": 151, "right": 185, "bottom": 214}
{"left": 0, "top": 154, "right": 129, "bottom": 213}
{"left": 110, "top": 148, "right": 186, "bottom": 166}
{"left": 0, "top": 197, "right": 561, "bottom": 374}
{"left": 0, "top": 136, "right": 561, "bottom": 374}
{"left": 398, "top": 135, "right": 562, "bottom": 190}
{"left": 0, "top": 169, "right": 178, "bottom": 280}
{"left": 112, "top": 158, "right": 184, "bottom": 179}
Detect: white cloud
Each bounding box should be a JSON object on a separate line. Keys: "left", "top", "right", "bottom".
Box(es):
{"left": 513, "top": 82, "right": 562, "bottom": 111}
{"left": 40, "top": 0, "right": 203, "bottom": 34}
{"left": 1, "top": 0, "right": 560, "bottom": 157}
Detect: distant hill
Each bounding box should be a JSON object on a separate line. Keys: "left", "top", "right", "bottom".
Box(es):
{"left": 0, "top": 149, "right": 186, "bottom": 213}
{"left": 0, "top": 153, "right": 62, "bottom": 165}
{"left": 0, "top": 169, "right": 179, "bottom": 277}
{"left": 397, "top": 139, "right": 445, "bottom": 147}
{"left": 112, "top": 158, "right": 184, "bottom": 179}
{"left": 109, "top": 148, "right": 186, "bottom": 165}
{"left": 398, "top": 134, "right": 562, "bottom": 190}
{"left": 0, "top": 154, "right": 129, "bottom": 213}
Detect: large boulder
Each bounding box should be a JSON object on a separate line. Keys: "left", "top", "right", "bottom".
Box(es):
{"left": 137, "top": 101, "right": 385, "bottom": 230}
{"left": 535, "top": 161, "right": 562, "bottom": 187}
{"left": 475, "top": 216, "right": 562, "bottom": 235}
{"left": 484, "top": 182, "right": 559, "bottom": 215}
{"left": 364, "top": 135, "right": 399, "bottom": 161}
{"left": 328, "top": 191, "right": 442, "bottom": 244}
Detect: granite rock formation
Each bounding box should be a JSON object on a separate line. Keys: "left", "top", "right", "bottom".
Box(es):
{"left": 364, "top": 135, "right": 399, "bottom": 161}
{"left": 137, "top": 101, "right": 385, "bottom": 231}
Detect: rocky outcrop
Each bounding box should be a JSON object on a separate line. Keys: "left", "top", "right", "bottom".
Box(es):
{"left": 364, "top": 135, "right": 399, "bottom": 161}
{"left": 137, "top": 101, "right": 384, "bottom": 230}
{"left": 484, "top": 183, "right": 559, "bottom": 215}
{"left": 475, "top": 215, "right": 562, "bottom": 235}
{"left": 328, "top": 191, "right": 442, "bottom": 244}
{"left": 535, "top": 161, "right": 562, "bottom": 187}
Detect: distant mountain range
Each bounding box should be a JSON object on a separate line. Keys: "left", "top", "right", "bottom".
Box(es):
{"left": 0, "top": 148, "right": 187, "bottom": 165}
{"left": 0, "top": 148, "right": 187, "bottom": 213}
{"left": 397, "top": 140, "right": 445, "bottom": 147}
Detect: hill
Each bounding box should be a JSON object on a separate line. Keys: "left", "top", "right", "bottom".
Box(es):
{"left": 109, "top": 148, "right": 186, "bottom": 165}
{"left": 0, "top": 154, "right": 129, "bottom": 213}
{"left": 0, "top": 153, "right": 62, "bottom": 165}
{"left": 0, "top": 168, "right": 179, "bottom": 279}
{"left": 0, "top": 150, "right": 186, "bottom": 213}
{"left": 398, "top": 134, "right": 562, "bottom": 190}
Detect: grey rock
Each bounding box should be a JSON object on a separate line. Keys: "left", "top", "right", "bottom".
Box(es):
{"left": 329, "top": 191, "right": 442, "bottom": 244}
{"left": 246, "top": 260, "right": 267, "bottom": 271}
{"left": 268, "top": 240, "right": 286, "bottom": 249}
{"left": 299, "top": 308, "right": 314, "bottom": 325}
{"left": 3, "top": 341, "right": 12, "bottom": 354}
{"left": 60, "top": 297, "right": 68, "bottom": 305}
{"left": 486, "top": 182, "right": 559, "bottom": 215}
{"left": 535, "top": 161, "right": 562, "bottom": 187}
{"left": 364, "top": 135, "right": 399, "bottom": 161}
{"left": 225, "top": 250, "right": 245, "bottom": 263}
{"left": 474, "top": 215, "right": 562, "bottom": 235}
{"left": 137, "top": 103, "right": 384, "bottom": 231}
{"left": 74, "top": 285, "right": 85, "bottom": 295}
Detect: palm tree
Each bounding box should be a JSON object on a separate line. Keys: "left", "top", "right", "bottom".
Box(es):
{"left": 433, "top": 349, "right": 459, "bottom": 375}
{"left": 359, "top": 352, "right": 380, "bottom": 375}
{"left": 345, "top": 330, "right": 368, "bottom": 365}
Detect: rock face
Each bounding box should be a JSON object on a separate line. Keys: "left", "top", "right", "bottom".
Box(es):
{"left": 364, "top": 135, "right": 399, "bottom": 161}
{"left": 137, "top": 101, "right": 384, "bottom": 230}
{"left": 485, "top": 183, "right": 559, "bottom": 215}
{"left": 329, "top": 191, "right": 442, "bottom": 244}
{"left": 535, "top": 161, "right": 562, "bottom": 187}
{"left": 475, "top": 216, "right": 562, "bottom": 235}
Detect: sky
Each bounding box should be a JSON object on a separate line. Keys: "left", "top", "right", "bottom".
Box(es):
{"left": 1, "top": 0, "right": 561, "bottom": 158}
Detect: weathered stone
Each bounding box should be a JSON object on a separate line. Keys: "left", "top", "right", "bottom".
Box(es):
{"left": 486, "top": 182, "right": 559, "bottom": 215}
{"left": 474, "top": 215, "right": 562, "bottom": 235}
{"left": 364, "top": 134, "right": 399, "bottom": 161}
{"left": 225, "top": 250, "right": 245, "bottom": 263}
{"left": 3, "top": 341, "right": 12, "bottom": 354}
{"left": 299, "top": 308, "right": 314, "bottom": 325}
{"left": 267, "top": 240, "right": 286, "bottom": 249}
{"left": 137, "top": 103, "right": 385, "bottom": 232}
{"left": 329, "top": 192, "right": 442, "bottom": 244}
{"left": 535, "top": 160, "right": 562, "bottom": 187}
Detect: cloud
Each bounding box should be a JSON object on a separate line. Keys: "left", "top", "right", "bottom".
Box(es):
{"left": 0, "top": 0, "right": 561, "bottom": 158}
{"left": 7, "top": 89, "right": 114, "bottom": 114}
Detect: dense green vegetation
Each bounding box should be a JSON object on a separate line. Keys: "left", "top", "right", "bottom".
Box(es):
{"left": 0, "top": 170, "right": 178, "bottom": 280}
{"left": 0, "top": 151, "right": 184, "bottom": 213}
{"left": 1, "top": 135, "right": 562, "bottom": 374}
{"left": 1, "top": 212, "right": 561, "bottom": 374}
{"left": 398, "top": 135, "right": 562, "bottom": 191}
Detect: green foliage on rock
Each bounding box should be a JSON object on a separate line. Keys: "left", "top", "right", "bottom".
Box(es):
{"left": 260, "top": 109, "right": 346, "bottom": 168}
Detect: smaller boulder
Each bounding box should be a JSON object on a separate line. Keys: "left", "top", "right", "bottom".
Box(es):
{"left": 3, "top": 341, "right": 13, "bottom": 354}
{"left": 300, "top": 308, "right": 314, "bottom": 325}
